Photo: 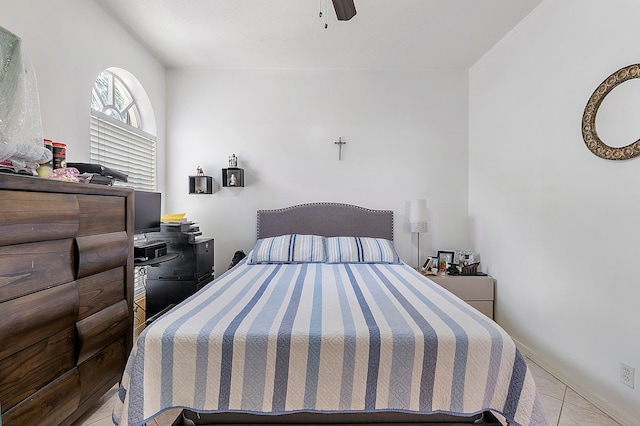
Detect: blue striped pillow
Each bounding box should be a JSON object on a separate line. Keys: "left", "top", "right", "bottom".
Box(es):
{"left": 325, "top": 237, "right": 400, "bottom": 264}
{"left": 248, "top": 234, "right": 326, "bottom": 264}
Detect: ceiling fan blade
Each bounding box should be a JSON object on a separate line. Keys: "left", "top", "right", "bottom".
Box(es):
{"left": 332, "top": 0, "right": 356, "bottom": 21}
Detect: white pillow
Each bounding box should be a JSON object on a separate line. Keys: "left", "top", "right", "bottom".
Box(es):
{"left": 248, "top": 234, "right": 326, "bottom": 264}
{"left": 325, "top": 236, "right": 400, "bottom": 264}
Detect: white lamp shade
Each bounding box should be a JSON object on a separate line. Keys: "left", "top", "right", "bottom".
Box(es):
{"left": 409, "top": 199, "right": 428, "bottom": 233}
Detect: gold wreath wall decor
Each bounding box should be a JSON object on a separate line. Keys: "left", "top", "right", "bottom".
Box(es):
{"left": 582, "top": 64, "right": 640, "bottom": 160}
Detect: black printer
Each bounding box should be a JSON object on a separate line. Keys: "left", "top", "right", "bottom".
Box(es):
{"left": 143, "top": 222, "right": 214, "bottom": 318}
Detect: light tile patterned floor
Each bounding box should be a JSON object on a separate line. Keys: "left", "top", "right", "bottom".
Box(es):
{"left": 74, "top": 357, "right": 621, "bottom": 426}
{"left": 71, "top": 386, "right": 180, "bottom": 426}
{"left": 524, "top": 359, "right": 621, "bottom": 426}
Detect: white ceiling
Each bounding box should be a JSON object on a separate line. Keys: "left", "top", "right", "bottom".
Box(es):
{"left": 95, "top": 0, "right": 542, "bottom": 70}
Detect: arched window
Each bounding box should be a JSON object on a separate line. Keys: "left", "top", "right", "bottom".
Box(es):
{"left": 90, "top": 69, "right": 156, "bottom": 191}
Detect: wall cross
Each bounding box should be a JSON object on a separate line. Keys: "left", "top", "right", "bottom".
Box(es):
{"left": 335, "top": 137, "right": 347, "bottom": 160}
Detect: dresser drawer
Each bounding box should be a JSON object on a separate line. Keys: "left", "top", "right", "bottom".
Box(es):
{"left": 0, "top": 189, "right": 79, "bottom": 246}
{"left": 0, "top": 239, "right": 75, "bottom": 303}
{"left": 75, "top": 300, "right": 130, "bottom": 365}
{"left": 77, "top": 267, "right": 126, "bottom": 321}
{"left": 0, "top": 328, "right": 75, "bottom": 412}
{"left": 0, "top": 282, "right": 79, "bottom": 361}
{"left": 3, "top": 368, "right": 81, "bottom": 426}
{"left": 77, "top": 194, "right": 126, "bottom": 236}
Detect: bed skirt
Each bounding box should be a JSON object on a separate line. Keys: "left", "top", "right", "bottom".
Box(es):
{"left": 176, "top": 409, "right": 503, "bottom": 425}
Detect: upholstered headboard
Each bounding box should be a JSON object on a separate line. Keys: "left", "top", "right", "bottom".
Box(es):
{"left": 256, "top": 202, "right": 394, "bottom": 241}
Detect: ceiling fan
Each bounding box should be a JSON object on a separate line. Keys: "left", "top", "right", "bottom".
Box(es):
{"left": 332, "top": 0, "right": 356, "bottom": 20}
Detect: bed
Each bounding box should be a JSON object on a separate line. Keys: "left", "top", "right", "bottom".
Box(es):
{"left": 113, "top": 203, "right": 548, "bottom": 426}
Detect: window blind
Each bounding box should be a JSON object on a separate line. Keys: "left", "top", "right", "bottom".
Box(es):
{"left": 90, "top": 111, "right": 156, "bottom": 191}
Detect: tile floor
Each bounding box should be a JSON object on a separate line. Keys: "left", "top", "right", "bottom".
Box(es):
{"left": 73, "top": 357, "right": 622, "bottom": 426}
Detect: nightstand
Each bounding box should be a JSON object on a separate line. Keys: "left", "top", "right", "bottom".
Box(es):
{"left": 428, "top": 274, "right": 495, "bottom": 319}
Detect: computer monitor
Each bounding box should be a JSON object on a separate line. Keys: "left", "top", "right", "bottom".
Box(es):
{"left": 134, "top": 190, "right": 161, "bottom": 234}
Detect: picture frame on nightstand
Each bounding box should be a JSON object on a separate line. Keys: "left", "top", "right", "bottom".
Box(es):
{"left": 456, "top": 250, "right": 476, "bottom": 265}
{"left": 437, "top": 250, "right": 455, "bottom": 271}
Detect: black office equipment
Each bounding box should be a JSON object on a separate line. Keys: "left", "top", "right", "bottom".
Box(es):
{"left": 134, "top": 239, "right": 167, "bottom": 261}
{"left": 144, "top": 222, "right": 214, "bottom": 317}
{"left": 134, "top": 190, "right": 161, "bottom": 234}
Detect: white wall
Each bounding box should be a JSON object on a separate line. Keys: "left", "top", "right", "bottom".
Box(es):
{"left": 1, "top": 0, "right": 471, "bottom": 320}
{"left": 469, "top": 0, "right": 640, "bottom": 423}
{"left": 165, "top": 68, "right": 470, "bottom": 273}
{"left": 1, "top": 0, "right": 166, "bottom": 193}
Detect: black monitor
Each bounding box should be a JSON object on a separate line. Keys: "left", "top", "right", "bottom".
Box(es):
{"left": 134, "top": 190, "right": 161, "bottom": 234}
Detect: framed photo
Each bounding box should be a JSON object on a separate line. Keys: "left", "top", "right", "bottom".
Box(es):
{"left": 437, "top": 250, "right": 455, "bottom": 271}
{"left": 456, "top": 250, "right": 475, "bottom": 265}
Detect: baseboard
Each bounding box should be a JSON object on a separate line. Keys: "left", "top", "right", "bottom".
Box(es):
{"left": 514, "top": 339, "right": 634, "bottom": 426}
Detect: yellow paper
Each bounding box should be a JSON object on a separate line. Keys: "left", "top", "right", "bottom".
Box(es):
{"left": 161, "top": 213, "right": 186, "bottom": 222}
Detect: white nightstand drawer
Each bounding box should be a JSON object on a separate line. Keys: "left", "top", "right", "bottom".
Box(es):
{"left": 468, "top": 300, "right": 494, "bottom": 319}
{"left": 428, "top": 275, "right": 495, "bottom": 319}
{"left": 428, "top": 275, "right": 494, "bottom": 300}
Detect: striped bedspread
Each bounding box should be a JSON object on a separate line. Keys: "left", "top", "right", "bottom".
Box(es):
{"left": 113, "top": 261, "right": 548, "bottom": 426}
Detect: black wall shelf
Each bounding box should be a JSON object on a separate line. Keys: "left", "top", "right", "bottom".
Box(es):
{"left": 222, "top": 168, "right": 244, "bottom": 187}
{"left": 189, "top": 175, "right": 213, "bottom": 194}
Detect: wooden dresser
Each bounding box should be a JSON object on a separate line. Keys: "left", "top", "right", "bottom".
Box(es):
{"left": 0, "top": 174, "right": 134, "bottom": 425}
